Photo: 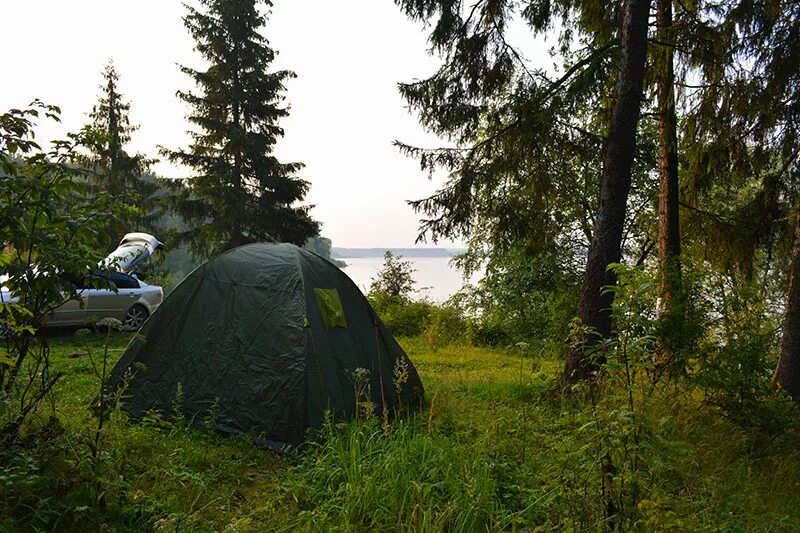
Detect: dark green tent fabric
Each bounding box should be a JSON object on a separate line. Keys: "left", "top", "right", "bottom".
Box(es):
{"left": 107, "top": 243, "right": 424, "bottom": 447}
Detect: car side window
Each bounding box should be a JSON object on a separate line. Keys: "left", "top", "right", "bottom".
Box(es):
{"left": 78, "top": 274, "right": 105, "bottom": 290}
{"left": 80, "top": 272, "right": 114, "bottom": 290}
{"left": 111, "top": 272, "right": 140, "bottom": 289}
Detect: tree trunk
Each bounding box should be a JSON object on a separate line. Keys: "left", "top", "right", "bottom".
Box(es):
{"left": 563, "top": 0, "right": 652, "bottom": 384}
{"left": 775, "top": 206, "right": 800, "bottom": 402}
{"left": 108, "top": 76, "right": 122, "bottom": 194}
{"left": 655, "top": 0, "right": 683, "bottom": 360}
{"left": 229, "top": 40, "right": 246, "bottom": 250}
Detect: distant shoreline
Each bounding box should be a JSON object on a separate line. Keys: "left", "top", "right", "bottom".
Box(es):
{"left": 332, "top": 247, "right": 464, "bottom": 259}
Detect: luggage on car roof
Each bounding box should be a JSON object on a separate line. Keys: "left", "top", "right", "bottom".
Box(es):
{"left": 102, "top": 233, "right": 162, "bottom": 273}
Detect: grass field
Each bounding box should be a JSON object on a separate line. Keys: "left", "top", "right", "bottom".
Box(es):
{"left": 2, "top": 331, "right": 800, "bottom": 531}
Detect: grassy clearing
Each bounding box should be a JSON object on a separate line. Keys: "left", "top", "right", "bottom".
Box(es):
{"left": 2, "top": 332, "right": 800, "bottom": 531}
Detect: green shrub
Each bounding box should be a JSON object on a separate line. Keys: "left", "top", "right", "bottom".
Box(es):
{"left": 423, "top": 303, "right": 470, "bottom": 349}
{"left": 688, "top": 277, "right": 800, "bottom": 433}
{"left": 369, "top": 290, "right": 473, "bottom": 346}
{"left": 453, "top": 246, "right": 580, "bottom": 346}
{"left": 471, "top": 316, "right": 513, "bottom": 347}
{"left": 368, "top": 291, "right": 433, "bottom": 337}
{"left": 694, "top": 329, "right": 800, "bottom": 432}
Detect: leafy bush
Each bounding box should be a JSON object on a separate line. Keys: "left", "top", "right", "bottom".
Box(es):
{"left": 369, "top": 251, "right": 416, "bottom": 299}
{"left": 687, "top": 276, "right": 800, "bottom": 433}
{"left": 453, "top": 246, "right": 580, "bottom": 346}
{"left": 367, "top": 251, "right": 432, "bottom": 337}
{"left": 423, "top": 302, "right": 469, "bottom": 348}
{"left": 369, "top": 290, "right": 473, "bottom": 346}
{"left": 367, "top": 249, "right": 473, "bottom": 345}
{"left": 0, "top": 102, "right": 119, "bottom": 443}
{"left": 694, "top": 325, "right": 799, "bottom": 432}
{"left": 368, "top": 291, "right": 433, "bottom": 337}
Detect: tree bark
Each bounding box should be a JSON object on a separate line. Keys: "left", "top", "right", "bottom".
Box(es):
{"left": 563, "top": 0, "right": 652, "bottom": 384}
{"left": 107, "top": 74, "right": 122, "bottom": 194}
{"left": 655, "top": 0, "right": 683, "bottom": 360}
{"left": 775, "top": 206, "right": 800, "bottom": 402}
{"left": 227, "top": 38, "right": 246, "bottom": 251}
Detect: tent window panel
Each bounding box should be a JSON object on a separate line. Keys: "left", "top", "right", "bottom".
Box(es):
{"left": 313, "top": 288, "right": 347, "bottom": 329}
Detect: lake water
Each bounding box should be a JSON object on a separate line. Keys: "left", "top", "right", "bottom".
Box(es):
{"left": 339, "top": 256, "right": 480, "bottom": 302}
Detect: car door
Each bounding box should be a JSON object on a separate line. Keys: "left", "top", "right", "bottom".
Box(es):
{"left": 86, "top": 272, "right": 140, "bottom": 321}
{"left": 110, "top": 272, "right": 142, "bottom": 320}
{"left": 48, "top": 291, "right": 89, "bottom": 326}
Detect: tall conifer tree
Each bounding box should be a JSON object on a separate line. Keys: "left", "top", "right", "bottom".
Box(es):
{"left": 777, "top": 203, "right": 800, "bottom": 402}
{"left": 394, "top": 1, "right": 657, "bottom": 384}
{"left": 670, "top": 0, "right": 799, "bottom": 394}
{"left": 167, "top": 0, "right": 318, "bottom": 255}
{"left": 83, "top": 60, "right": 157, "bottom": 235}
{"left": 562, "top": 0, "right": 652, "bottom": 383}
{"left": 654, "top": 0, "right": 683, "bottom": 362}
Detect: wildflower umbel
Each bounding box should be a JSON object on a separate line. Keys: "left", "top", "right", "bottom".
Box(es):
{"left": 352, "top": 367, "right": 371, "bottom": 397}
{"left": 96, "top": 317, "right": 125, "bottom": 330}
{"left": 351, "top": 367, "right": 373, "bottom": 420}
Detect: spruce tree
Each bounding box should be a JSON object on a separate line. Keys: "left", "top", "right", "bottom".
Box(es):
{"left": 82, "top": 60, "right": 158, "bottom": 235}
{"left": 667, "top": 0, "right": 799, "bottom": 393}
{"left": 394, "top": 1, "right": 656, "bottom": 383}
{"left": 167, "top": 0, "right": 318, "bottom": 255}
{"left": 563, "top": 0, "right": 652, "bottom": 383}
{"left": 777, "top": 204, "right": 800, "bottom": 402}
{"left": 654, "top": 0, "right": 683, "bottom": 362}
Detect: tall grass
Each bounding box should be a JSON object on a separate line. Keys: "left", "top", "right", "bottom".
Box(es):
{"left": 282, "top": 418, "right": 509, "bottom": 532}
{"left": 3, "top": 333, "right": 800, "bottom": 531}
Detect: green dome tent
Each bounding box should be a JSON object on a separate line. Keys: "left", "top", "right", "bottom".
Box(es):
{"left": 107, "top": 243, "right": 424, "bottom": 447}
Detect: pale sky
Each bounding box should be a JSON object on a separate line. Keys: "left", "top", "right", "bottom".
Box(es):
{"left": 1, "top": 1, "right": 548, "bottom": 248}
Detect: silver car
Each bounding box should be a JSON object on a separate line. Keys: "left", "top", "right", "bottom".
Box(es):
{"left": 61, "top": 271, "right": 161, "bottom": 329}
{"left": 1, "top": 233, "right": 164, "bottom": 331}
{"left": 1, "top": 271, "right": 162, "bottom": 331}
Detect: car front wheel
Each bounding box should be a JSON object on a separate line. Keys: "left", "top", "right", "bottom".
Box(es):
{"left": 123, "top": 304, "right": 149, "bottom": 330}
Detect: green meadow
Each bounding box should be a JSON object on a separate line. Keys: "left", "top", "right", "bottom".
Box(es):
{"left": 2, "top": 331, "right": 799, "bottom": 532}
